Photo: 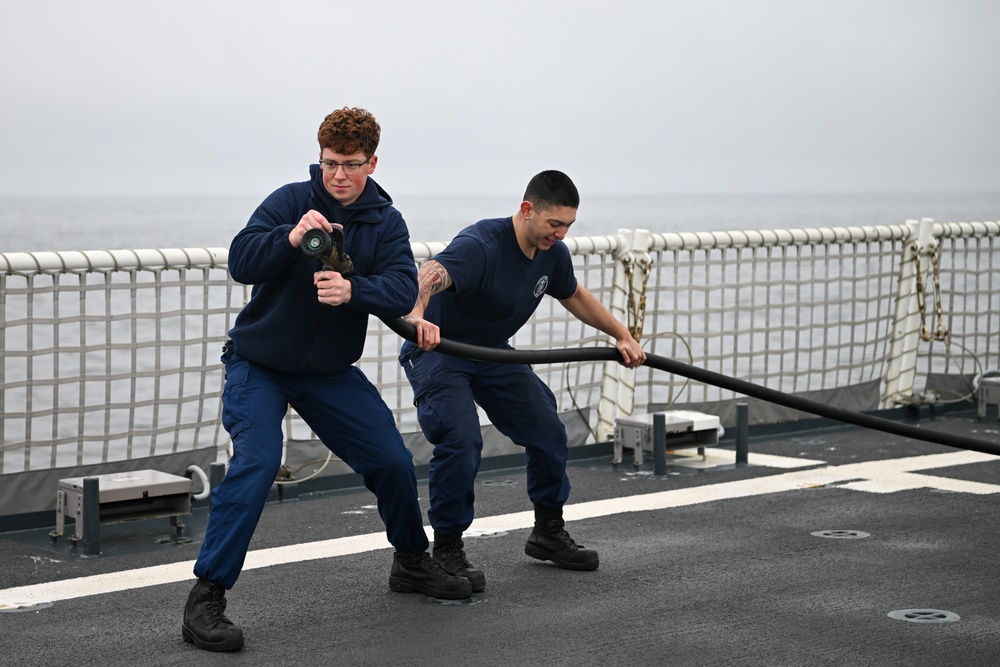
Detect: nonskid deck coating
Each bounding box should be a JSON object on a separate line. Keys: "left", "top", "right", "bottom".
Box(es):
{"left": 2, "top": 413, "right": 1000, "bottom": 666}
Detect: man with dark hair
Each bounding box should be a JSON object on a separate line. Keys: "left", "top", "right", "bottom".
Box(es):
{"left": 400, "top": 170, "right": 645, "bottom": 592}
{"left": 182, "top": 107, "right": 471, "bottom": 653}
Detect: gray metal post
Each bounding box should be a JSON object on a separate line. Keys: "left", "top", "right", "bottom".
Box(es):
{"left": 653, "top": 412, "right": 667, "bottom": 476}
{"left": 82, "top": 476, "right": 101, "bottom": 556}
{"left": 736, "top": 403, "right": 749, "bottom": 467}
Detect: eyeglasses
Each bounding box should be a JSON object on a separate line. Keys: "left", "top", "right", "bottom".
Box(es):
{"left": 318, "top": 157, "right": 370, "bottom": 175}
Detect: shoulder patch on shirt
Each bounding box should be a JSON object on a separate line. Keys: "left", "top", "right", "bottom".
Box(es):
{"left": 533, "top": 276, "right": 549, "bottom": 298}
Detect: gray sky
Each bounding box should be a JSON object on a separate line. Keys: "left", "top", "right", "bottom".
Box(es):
{"left": 2, "top": 0, "right": 998, "bottom": 198}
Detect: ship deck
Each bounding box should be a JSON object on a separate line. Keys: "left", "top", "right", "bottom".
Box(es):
{"left": 2, "top": 409, "right": 1000, "bottom": 666}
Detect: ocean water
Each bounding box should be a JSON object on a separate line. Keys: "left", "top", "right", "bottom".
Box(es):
{"left": 3, "top": 191, "right": 999, "bottom": 470}
{"left": 2, "top": 191, "right": 999, "bottom": 253}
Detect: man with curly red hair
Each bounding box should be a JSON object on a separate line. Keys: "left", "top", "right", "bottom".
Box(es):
{"left": 181, "top": 107, "right": 471, "bottom": 653}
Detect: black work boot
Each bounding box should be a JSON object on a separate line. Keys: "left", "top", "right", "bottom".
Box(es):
{"left": 389, "top": 550, "right": 473, "bottom": 599}
{"left": 433, "top": 532, "right": 487, "bottom": 592}
{"left": 181, "top": 578, "right": 244, "bottom": 652}
{"left": 524, "top": 505, "right": 600, "bottom": 571}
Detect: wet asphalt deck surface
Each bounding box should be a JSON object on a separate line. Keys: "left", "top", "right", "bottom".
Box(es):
{"left": 2, "top": 411, "right": 1000, "bottom": 666}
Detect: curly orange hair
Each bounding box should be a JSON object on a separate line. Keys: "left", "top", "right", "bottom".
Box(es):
{"left": 317, "top": 107, "right": 380, "bottom": 157}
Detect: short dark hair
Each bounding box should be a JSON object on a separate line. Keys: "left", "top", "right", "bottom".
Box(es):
{"left": 317, "top": 107, "right": 380, "bottom": 157}
{"left": 522, "top": 170, "right": 580, "bottom": 211}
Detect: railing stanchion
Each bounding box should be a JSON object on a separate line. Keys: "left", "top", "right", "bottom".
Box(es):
{"left": 597, "top": 229, "right": 634, "bottom": 442}
{"left": 882, "top": 218, "right": 936, "bottom": 407}
{"left": 653, "top": 412, "right": 667, "bottom": 476}
{"left": 82, "top": 476, "right": 101, "bottom": 556}
{"left": 736, "top": 402, "right": 749, "bottom": 467}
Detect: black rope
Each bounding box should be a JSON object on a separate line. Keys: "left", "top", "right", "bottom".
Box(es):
{"left": 383, "top": 317, "right": 1000, "bottom": 458}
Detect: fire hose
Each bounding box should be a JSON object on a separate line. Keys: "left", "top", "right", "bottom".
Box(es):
{"left": 302, "top": 226, "right": 1000, "bottom": 458}
{"left": 382, "top": 318, "right": 1000, "bottom": 457}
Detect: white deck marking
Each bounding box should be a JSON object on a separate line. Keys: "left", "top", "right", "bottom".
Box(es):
{"left": 1, "top": 449, "right": 996, "bottom": 608}
{"left": 673, "top": 447, "right": 825, "bottom": 469}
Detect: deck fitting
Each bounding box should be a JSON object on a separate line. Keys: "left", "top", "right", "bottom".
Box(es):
{"left": 810, "top": 529, "right": 871, "bottom": 539}
{"left": 888, "top": 609, "right": 960, "bottom": 623}
{"left": 0, "top": 601, "right": 54, "bottom": 613}
{"left": 421, "top": 594, "right": 486, "bottom": 607}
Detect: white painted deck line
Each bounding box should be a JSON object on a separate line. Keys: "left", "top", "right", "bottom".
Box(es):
{"left": 1, "top": 449, "right": 996, "bottom": 609}
{"left": 674, "top": 447, "right": 825, "bottom": 469}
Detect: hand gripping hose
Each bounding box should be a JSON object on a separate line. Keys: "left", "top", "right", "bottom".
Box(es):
{"left": 383, "top": 317, "right": 1000, "bottom": 457}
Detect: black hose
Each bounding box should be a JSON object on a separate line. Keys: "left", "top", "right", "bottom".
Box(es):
{"left": 383, "top": 317, "right": 1000, "bottom": 457}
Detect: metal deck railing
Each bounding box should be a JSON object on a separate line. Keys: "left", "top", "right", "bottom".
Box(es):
{"left": 2, "top": 219, "right": 998, "bottom": 519}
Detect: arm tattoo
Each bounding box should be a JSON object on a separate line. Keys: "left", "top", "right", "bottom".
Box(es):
{"left": 417, "top": 260, "right": 452, "bottom": 297}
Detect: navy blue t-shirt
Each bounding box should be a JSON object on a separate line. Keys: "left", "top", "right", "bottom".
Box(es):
{"left": 426, "top": 217, "right": 578, "bottom": 347}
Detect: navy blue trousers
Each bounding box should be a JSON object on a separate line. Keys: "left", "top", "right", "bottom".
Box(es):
{"left": 402, "top": 348, "right": 571, "bottom": 535}
{"left": 194, "top": 352, "right": 428, "bottom": 589}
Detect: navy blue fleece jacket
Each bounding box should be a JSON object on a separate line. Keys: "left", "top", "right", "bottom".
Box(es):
{"left": 226, "top": 164, "right": 418, "bottom": 375}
